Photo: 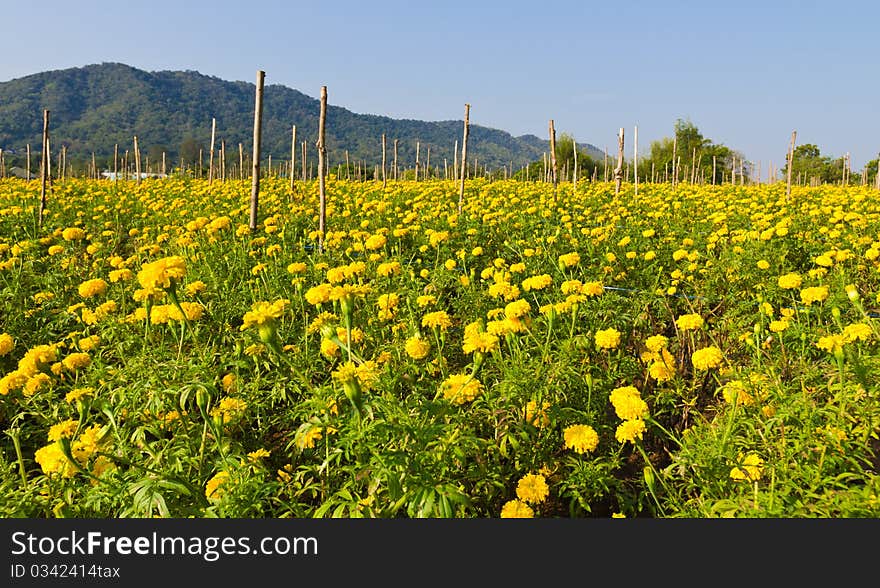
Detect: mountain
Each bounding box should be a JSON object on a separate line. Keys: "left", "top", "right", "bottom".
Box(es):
{"left": 0, "top": 63, "right": 605, "bottom": 173}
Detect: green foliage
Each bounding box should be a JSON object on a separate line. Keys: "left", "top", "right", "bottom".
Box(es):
{"left": 0, "top": 63, "right": 603, "bottom": 174}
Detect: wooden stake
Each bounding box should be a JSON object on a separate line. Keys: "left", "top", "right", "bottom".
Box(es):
{"left": 208, "top": 118, "right": 216, "bottom": 183}
{"left": 671, "top": 133, "right": 677, "bottom": 187}
{"left": 38, "top": 109, "right": 49, "bottom": 227}
{"left": 393, "top": 139, "right": 399, "bottom": 181}
{"left": 249, "top": 70, "right": 265, "bottom": 232}
{"left": 415, "top": 141, "right": 420, "bottom": 181}
{"left": 633, "top": 125, "right": 639, "bottom": 196}
{"left": 548, "top": 119, "right": 558, "bottom": 194}
{"left": 457, "top": 103, "right": 470, "bottom": 215}
{"left": 239, "top": 142, "right": 244, "bottom": 181}
{"left": 133, "top": 136, "right": 141, "bottom": 185}
{"left": 317, "top": 85, "right": 328, "bottom": 252}
{"left": 381, "top": 133, "right": 387, "bottom": 188}
{"left": 786, "top": 130, "right": 796, "bottom": 199}
{"left": 572, "top": 134, "right": 578, "bottom": 191}
{"left": 26, "top": 144, "right": 31, "bottom": 181}
{"left": 290, "top": 125, "right": 296, "bottom": 192}
{"left": 453, "top": 139, "right": 458, "bottom": 182}
{"left": 614, "top": 127, "right": 624, "bottom": 195}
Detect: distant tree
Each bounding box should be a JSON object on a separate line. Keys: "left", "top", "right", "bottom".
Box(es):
{"left": 641, "top": 119, "right": 733, "bottom": 183}
{"left": 783, "top": 143, "right": 844, "bottom": 185}
{"left": 179, "top": 137, "right": 201, "bottom": 167}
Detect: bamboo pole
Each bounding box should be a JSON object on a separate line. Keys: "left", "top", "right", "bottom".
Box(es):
{"left": 548, "top": 119, "right": 558, "bottom": 195}
{"left": 249, "top": 70, "right": 265, "bottom": 232}
{"left": 786, "top": 130, "right": 796, "bottom": 199}
{"left": 239, "top": 143, "right": 244, "bottom": 181}
{"left": 133, "top": 136, "right": 141, "bottom": 185}
{"left": 113, "top": 144, "right": 118, "bottom": 184}
{"left": 415, "top": 141, "right": 420, "bottom": 181}
{"left": 572, "top": 134, "right": 578, "bottom": 191}
{"left": 393, "top": 139, "right": 399, "bottom": 181}
{"left": 381, "top": 133, "right": 387, "bottom": 188}
{"left": 316, "top": 85, "right": 328, "bottom": 252}
{"left": 208, "top": 117, "right": 216, "bottom": 184}
{"left": 614, "top": 127, "right": 624, "bottom": 195}
{"left": 92, "top": 152, "right": 97, "bottom": 179}
{"left": 457, "top": 103, "right": 470, "bottom": 215}
{"left": 453, "top": 139, "right": 458, "bottom": 183}
{"left": 671, "top": 133, "right": 677, "bottom": 187}
{"left": 633, "top": 125, "right": 639, "bottom": 196}
{"left": 26, "top": 144, "right": 31, "bottom": 181}
{"left": 38, "top": 109, "right": 49, "bottom": 227}
{"left": 603, "top": 147, "right": 608, "bottom": 182}
{"left": 290, "top": 125, "right": 296, "bottom": 192}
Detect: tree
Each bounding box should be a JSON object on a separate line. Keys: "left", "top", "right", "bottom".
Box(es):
{"left": 641, "top": 119, "right": 733, "bottom": 183}
{"left": 782, "top": 144, "right": 844, "bottom": 185}
{"left": 179, "top": 136, "right": 202, "bottom": 168}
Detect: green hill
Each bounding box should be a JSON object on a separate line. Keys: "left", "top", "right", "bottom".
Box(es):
{"left": 0, "top": 63, "right": 604, "bottom": 174}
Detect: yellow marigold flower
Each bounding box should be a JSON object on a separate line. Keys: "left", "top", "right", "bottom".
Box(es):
{"left": 78, "top": 335, "right": 100, "bottom": 352}
{"left": 307, "top": 311, "right": 338, "bottom": 334}
{"left": 524, "top": 400, "right": 551, "bottom": 428}
{"left": 221, "top": 373, "right": 236, "bottom": 392}
{"left": 364, "top": 234, "right": 387, "bottom": 250}
{"left": 47, "top": 245, "right": 64, "bottom": 256}
{"left": 65, "top": 387, "right": 94, "bottom": 404}
{"left": 48, "top": 419, "right": 79, "bottom": 442}
{"left": 777, "top": 272, "right": 802, "bottom": 290}
{"left": 504, "top": 299, "right": 531, "bottom": 319}
{"left": 1, "top": 371, "right": 29, "bottom": 397}
{"left": 769, "top": 320, "right": 789, "bottom": 333}
{"left": 248, "top": 448, "right": 271, "bottom": 462}
{"left": 240, "top": 299, "right": 289, "bottom": 331}
{"left": 563, "top": 424, "right": 599, "bottom": 454}
{"left": 676, "top": 313, "right": 704, "bottom": 331}
{"left": 185, "top": 280, "right": 207, "bottom": 296}
{"left": 404, "top": 334, "right": 431, "bottom": 360}
{"left": 730, "top": 453, "right": 763, "bottom": 482}
{"left": 610, "top": 387, "right": 649, "bottom": 421}
{"left": 521, "top": 274, "right": 553, "bottom": 291}
{"left": 320, "top": 338, "right": 340, "bottom": 358}
{"left": 205, "top": 470, "right": 230, "bottom": 501}
{"left": 500, "top": 499, "right": 534, "bottom": 518}
{"left": 439, "top": 373, "right": 483, "bottom": 405}
{"left": 422, "top": 310, "right": 452, "bottom": 330}
{"left": 799, "top": 286, "right": 828, "bottom": 305}
{"left": 582, "top": 281, "right": 604, "bottom": 296}
{"left": 558, "top": 252, "right": 580, "bottom": 267}
{"left": 35, "top": 442, "right": 77, "bottom": 477}
{"left": 645, "top": 335, "right": 668, "bottom": 352}
{"left": 295, "top": 426, "right": 324, "bottom": 450}
{"left": 816, "top": 334, "right": 845, "bottom": 354}
{"left": 691, "top": 346, "right": 723, "bottom": 370}
{"left": 648, "top": 356, "right": 676, "bottom": 382}
{"left": 0, "top": 333, "right": 13, "bottom": 356}
{"left": 756, "top": 259, "right": 770, "bottom": 270}
{"left": 814, "top": 254, "right": 834, "bottom": 267}
{"left": 78, "top": 278, "right": 108, "bottom": 298}
{"left": 594, "top": 327, "right": 621, "bottom": 350}
{"left": 720, "top": 380, "right": 754, "bottom": 406}
{"left": 377, "top": 261, "right": 401, "bottom": 277}
{"left": 211, "top": 397, "right": 248, "bottom": 424}
{"left": 462, "top": 329, "right": 499, "bottom": 355}
{"left": 615, "top": 419, "right": 646, "bottom": 444}
{"left": 18, "top": 344, "right": 59, "bottom": 376}
{"left": 515, "top": 473, "right": 549, "bottom": 504}
{"left": 416, "top": 295, "right": 437, "bottom": 307}
{"left": 62, "top": 227, "right": 86, "bottom": 241}
{"left": 842, "top": 323, "right": 872, "bottom": 343}
{"left": 61, "top": 352, "right": 91, "bottom": 372}
{"left": 137, "top": 256, "right": 187, "bottom": 291}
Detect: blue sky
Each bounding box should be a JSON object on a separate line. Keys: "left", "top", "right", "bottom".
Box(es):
{"left": 3, "top": 0, "right": 878, "bottom": 170}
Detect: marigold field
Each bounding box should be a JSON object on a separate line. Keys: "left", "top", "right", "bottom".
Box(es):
{"left": 1, "top": 176, "right": 878, "bottom": 518}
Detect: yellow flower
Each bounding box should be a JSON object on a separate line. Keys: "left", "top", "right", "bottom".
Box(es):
{"left": 769, "top": 320, "right": 789, "bottom": 333}
{"left": 35, "top": 442, "right": 77, "bottom": 477}
{"left": 185, "top": 280, "right": 207, "bottom": 296}
{"left": 77, "top": 278, "right": 108, "bottom": 298}
{"left": 799, "top": 286, "right": 828, "bottom": 305}
{"left": 404, "top": 334, "right": 431, "bottom": 360}
{"left": 615, "top": 419, "right": 646, "bottom": 444}
{"left": 610, "top": 386, "right": 649, "bottom": 420}
{"left": 563, "top": 424, "right": 599, "bottom": 454}
{"left": 240, "top": 299, "right": 289, "bottom": 331}
{"left": 500, "top": 499, "right": 534, "bottom": 518}
{"left": 730, "top": 453, "right": 763, "bottom": 482}
{"left": 691, "top": 346, "right": 723, "bottom": 370}
{"left": 558, "top": 252, "right": 580, "bottom": 268}
{"left": 524, "top": 400, "right": 551, "bottom": 428}
{"left": 205, "top": 470, "right": 231, "bottom": 501}
{"left": 305, "top": 283, "right": 333, "bottom": 305}
{"left": 504, "top": 299, "right": 531, "bottom": 319}
{"left": 61, "top": 352, "right": 92, "bottom": 372}
{"left": 675, "top": 313, "right": 704, "bottom": 331}
{"left": 461, "top": 325, "right": 500, "bottom": 355}
{"left": 439, "top": 373, "right": 483, "bottom": 405}
{"left": 65, "top": 387, "right": 94, "bottom": 404}
{"left": 422, "top": 311, "right": 452, "bottom": 331}
{"left": 48, "top": 419, "right": 79, "bottom": 442}
{"left": 777, "top": 272, "right": 802, "bottom": 290}
{"left": 515, "top": 473, "right": 549, "bottom": 504}
{"left": 0, "top": 333, "right": 13, "bottom": 356}
{"left": 645, "top": 335, "right": 668, "bottom": 352}
{"left": 137, "top": 256, "right": 187, "bottom": 291}
{"left": 842, "top": 323, "right": 872, "bottom": 343}
{"left": 62, "top": 227, "right": 86, "bottom": 241}
{"left": 594, "top": 327, "right": 621, "bottom": 350}
{"left": 816, "top": 334, "right": 845, "bottom": 354}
